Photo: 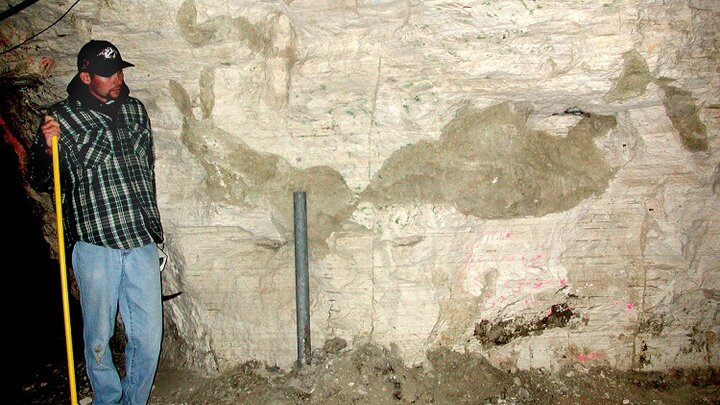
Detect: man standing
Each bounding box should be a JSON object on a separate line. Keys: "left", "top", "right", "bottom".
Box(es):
{"left": 27, "top": 40, "right": 164, "bottom": 405}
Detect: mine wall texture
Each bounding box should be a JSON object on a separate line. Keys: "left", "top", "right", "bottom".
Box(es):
{"left": 2, "top": 0, "right": 719, "bottom": 373}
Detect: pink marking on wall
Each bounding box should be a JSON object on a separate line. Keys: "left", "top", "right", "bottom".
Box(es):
{"left": 577, "top": 351, "right": 605, "bottom": 362}
{"left": 625, "top": 302, "right": 635, "bottom": 310}
{"left": 454, "top": 268, "right": 464, "bottom": 284}
{"left": 40, "top": 56, "right": 54, "bottom": 68}
{"left": 460, "top": 232, "right": 566, "bottom": 307}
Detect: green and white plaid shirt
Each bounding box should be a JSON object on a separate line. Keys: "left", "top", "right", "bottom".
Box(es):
{"left": 27, "top": 79, "right": 163, "bottom": 250}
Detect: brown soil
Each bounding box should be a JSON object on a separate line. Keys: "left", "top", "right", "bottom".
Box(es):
{"left": 145, "top": 338, "right": 720, "bottom": 405}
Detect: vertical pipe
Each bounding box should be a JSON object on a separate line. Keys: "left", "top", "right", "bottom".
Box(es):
{"left": 293, "top": 191, "right": 311, "bottom": 367}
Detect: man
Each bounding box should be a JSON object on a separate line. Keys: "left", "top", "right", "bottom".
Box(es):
{"left": 26, "top": 40, "right": 164, "bottom": 405}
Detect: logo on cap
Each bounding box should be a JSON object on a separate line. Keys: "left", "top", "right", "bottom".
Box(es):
{"left": 98, "top": 46, "right": 118, "bottom": 60}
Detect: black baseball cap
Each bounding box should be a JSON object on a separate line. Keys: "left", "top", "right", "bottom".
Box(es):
{"left": 77, "top": 40, "right": 134, "bottom": 77}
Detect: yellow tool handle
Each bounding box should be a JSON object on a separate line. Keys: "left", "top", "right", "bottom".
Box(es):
{"left": 51, "top": 135, "right": 79, "bottom": 405}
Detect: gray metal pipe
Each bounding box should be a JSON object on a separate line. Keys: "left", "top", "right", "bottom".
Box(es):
{"left": 293, "top": 191, "right": 311, "bottom": 367}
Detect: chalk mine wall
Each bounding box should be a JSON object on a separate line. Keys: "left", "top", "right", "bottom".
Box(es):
{"left": 2, "top": 0, "right": 719, "bottom": 373}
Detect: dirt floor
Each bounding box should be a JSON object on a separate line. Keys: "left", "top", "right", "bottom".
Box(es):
{"left": 146, "top": 338, "right": 720, "bottom": 405}
{"left": 6, "top": 338, "right": 720, "bottom": 404}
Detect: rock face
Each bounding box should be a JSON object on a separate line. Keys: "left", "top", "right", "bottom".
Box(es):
{"left": 2, "top": 0, "right": 719, "bottom": 373}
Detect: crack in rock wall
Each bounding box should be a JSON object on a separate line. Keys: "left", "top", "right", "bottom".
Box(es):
{"left": 3, "top": 0, "right": 719, "bottom": 373}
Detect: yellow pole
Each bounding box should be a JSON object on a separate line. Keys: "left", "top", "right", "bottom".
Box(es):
{"left": 51, "top": 135, "right": 79, "bottom": 405}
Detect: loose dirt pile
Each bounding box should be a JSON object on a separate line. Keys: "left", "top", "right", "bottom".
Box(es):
{"left": 148, "top": 338, "right": 720, "bottom": 405}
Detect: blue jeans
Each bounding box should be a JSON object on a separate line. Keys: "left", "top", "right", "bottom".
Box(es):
{"left": 72, "top": 241, "right": 162, "bottom": 405}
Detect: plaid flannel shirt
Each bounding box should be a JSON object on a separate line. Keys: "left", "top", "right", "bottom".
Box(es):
{"left": 27, "top": 90, "right": 163, "bottom": 250}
